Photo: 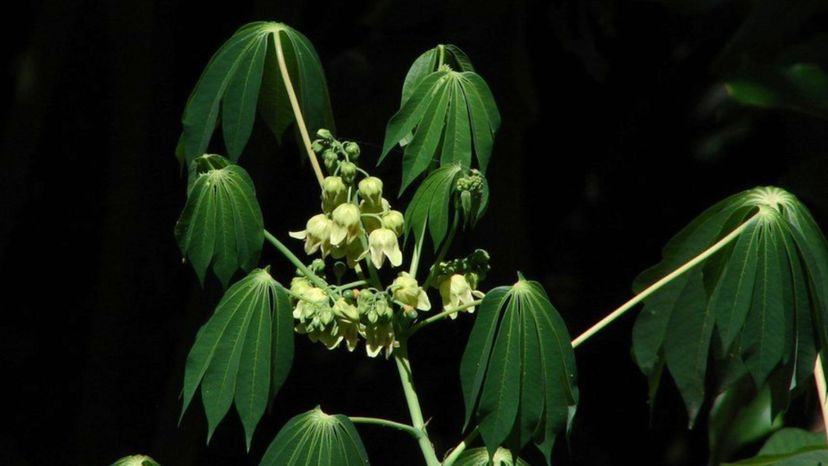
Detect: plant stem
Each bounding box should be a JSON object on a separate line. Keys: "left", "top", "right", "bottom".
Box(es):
{"left": 442, "top": 427, "right": 480, "bottom": 466}
{"left": 349, "top": 417, "right": 421, "bottom": 439}
{"left": 423, "top": 209, "right": 460, "bottom": 289}
{"left": 336, "top": 280, "right": 368, "bottom": 291}
{"left": 409, "top": 223, "right": 427, "bottom": 279}
{"left": 571, "top": 213, "right": 758, "bottom": 348}
{"left": 814, "top": 355, "right": 828, "bottom": 444}
{"left": 407, "top": 300, "right": 483, "bottom": 337}
{"left": 263, "top": 229, "right": 329, "bottom": 291}
{"left": 437, "top": 44, "right": 446, "bottom": 68}
{"left": 274, "top": 32, "right": 325, "bottom": 186}
{"left": 393, "top": 339, "right": 441, "bottom": 466}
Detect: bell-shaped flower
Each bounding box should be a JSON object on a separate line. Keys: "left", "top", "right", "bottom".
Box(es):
{"left": 362, "top": 321, "right": 396, "bottom": 358}
{"left": 368, "top": 228, "right": 402, "bottom": 269}
{"left": 439, "top": 274, "right": 485, "bottom": 319}
{"left": 358, "top": 176, "right": 383, "bottom": 205}
{"left": 330, "top": 237, "right": 368, "bottom": 268}
{"left": 391, "top": 272, "right": 430, "bottom": 311}
{"left": 329, "top": 203, "right": 362, "bottom": 246}
{"left": 289, "top": 214, "right": 332, "bottom": 256}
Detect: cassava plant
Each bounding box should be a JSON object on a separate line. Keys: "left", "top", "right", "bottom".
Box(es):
{"left": 118, "top": 21, "right": 828, "bottom": 466}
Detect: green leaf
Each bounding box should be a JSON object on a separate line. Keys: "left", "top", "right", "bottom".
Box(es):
{"left": 181, "top": 268, "right": 293, "bottom": 447}
{"left": 726, "top": 63, "right": 828, "bottom": 119}
{"left": 631, "top": 186, "right": 828, "bottom": 425}
{"left": 708, "top": 381, "right": 784, "bottom": 464}
{"left": 461, "top": 279, "right": 577, "bottom": 464}
{"left": 381, "top": 67, "right": 500, "bottom": 189}
{"left": 259, "top": 407, "right": 370, "bottom": 466}
{"left": 175, "top": 155, "right": 263, "bottom": 287}
{"left": 452, "top": 447, "right": 530, "bottom": 466}
{"left": 179, "top": 22, "right": 334, "bottom": 163}
{"left": 401, "top": 44, "right": 475, "bottom": 109}
{"left": 404, "top": 164, "right": 463, "bottom": 250}
{"left": 724, "top": 427, "right": 828, "bottom": 466}
{"left": 110, "top": 455, "right": 162, "bottom": 466}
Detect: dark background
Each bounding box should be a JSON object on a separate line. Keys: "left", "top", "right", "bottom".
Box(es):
{"left": 2, "top": 0, "right": 827, "bottom": 465}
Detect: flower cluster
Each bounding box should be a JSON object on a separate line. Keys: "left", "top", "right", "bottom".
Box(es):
{"left": 432, "top": 249, "right": 490, "bottom": 318}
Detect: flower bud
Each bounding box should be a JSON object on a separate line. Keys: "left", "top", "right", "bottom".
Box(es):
{"left": 368, "top": 228, "right": 403, "bottom": 269}
{"left": 391, "top": 272, "right": 431, "bottom": 311}
{"left": 358, "top": 177, "right": 383, "bottom": 204}
{"left": 330, "top": 203, "right": 363, "bottom": 246}
{"left": 339, "top": 161, "right": 358, "bottom": 184}
{"left": 382, "top": 210, "right": 405, "bottom": 236}
{"left": 321, "top": 176, "right": 347, "bottom": 213}
{"left": 316, "top": 128, "right": 333, "bottom": 140}
{"left": 343, "top": 141, "right": 361, "bottom": 159}
{"left": 333, "top": 298, "right": 360, "bottom": 321}
{"left": 311, "top": 139, "right": 326, "bottom": 153}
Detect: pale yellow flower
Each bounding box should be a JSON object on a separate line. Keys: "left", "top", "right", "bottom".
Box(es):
{"left": 329, "top": 203, "right": 362, "bottom": 246}
{"left": 391, "top": 272, "right": 430, "bottom": 311}
{"left": 368, "top": 228, "right": 402, "bottom": 269}
{"left": 289, "top": 214, "right": 332, "bottom": 256}
{"left": 439, "top": 274, "right": 485, "bottom": 319}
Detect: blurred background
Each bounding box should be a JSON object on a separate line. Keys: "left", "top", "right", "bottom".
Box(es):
{"left": 2, "top": 0, "right": 828, "bottom": 465}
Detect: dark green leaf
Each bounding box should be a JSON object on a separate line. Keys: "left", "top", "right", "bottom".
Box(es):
{"left": 404, "top": 164, "right": 463, "bottom": 250}
{"left": 259, "top": 407, "right": 370, "bottom": 466}
{"left": 180, "top": 22, "right": 334, "bottom": 163}
{"left": 175, "top": 155, "right": 263, "bottom": 287}
{"left": 181, "top": 269, "right": 293, "bottom": 446}
{"left": 725, "top": 427, "right": 828, "bottom": 466}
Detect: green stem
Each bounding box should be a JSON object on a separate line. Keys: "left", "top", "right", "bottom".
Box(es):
{"left": 263, "top": 230, "right": 329, "bottom": 291}
{"left": 407, "top": 300, "right": 483, "bottom": 337}
{"left": 409, "top": 223, "right": 427, "bottom": 279}
{"left": 571, "top": 213, "right": 759, "bottom": 348}
{"left": 437, "top": 44, "right": 446, "bottom": 69}
{"left": 336, "top": 280, "right": 368, "bottom": 291}
{"left": 442, "top": 427, "right": 480, "bottom": 466}
{"left": 349, "top": 417, "right": 421, "bottom": 439}
{"left": 423, "top": 208, "right": 460, "bottom": 289}
{"left": 394, "top": 339, "right": 441, "bottom": 466}
{"left": 814, "top": 355, "right": 828, "bottom": 444}
{"left": 274, "top": 32, "right": 325, "bottom": 186}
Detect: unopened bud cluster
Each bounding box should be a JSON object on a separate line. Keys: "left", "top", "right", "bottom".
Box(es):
{"left": 455, "top": 170, "right": 486, "bottom": 226}
{"left": 312, "top": 128, "right": 362, "bottom": 183}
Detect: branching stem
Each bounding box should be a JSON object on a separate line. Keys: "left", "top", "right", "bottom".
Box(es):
{"left": 407, "top": 300, "right": 483, "bottom": 337}
{"left": 394, "top": 339, "right": 441, "bottom": 466}
{"left": 442, "top": 427, "right": 480, "bottom": 466}
{"left": 263, "top": 229, "right": 329, "bottom": 292}
{"left": 274, "top": 32, "right": 325, "bottom": 186}
{"left": 349, "top": 417, "right": 421, "bottom": 439}
{"left": 571, "top": 213, "right": 759, "bottom": 348}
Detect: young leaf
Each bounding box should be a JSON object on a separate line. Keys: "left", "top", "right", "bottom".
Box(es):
{"left": 109, "top": 455, "right": 162, "bottom": 466}
{"left": 259, "top": 407, "right": 370, "bottom": 466}
{"left": 179, "top": 22, "right": 334, "bottom": 163}
{"left": 631, "top": 186, "right": 828, "bottom": 426}
{"left": 460, "top": 278, "right": 577, "bottom": 464}
{"left": 175, "top": 154, "right": 263, "bottom": 287}
{"left": 181, "top": 268, "right": 293, "bottom": 448}
{"left": 381, "top": 68, "right": 500, "bottom": 191}
{"left": 404, "top": 164, "right": 463, "bottom": 251}
{"left": 401, "top": 44, "right": 475, "bottom": 108}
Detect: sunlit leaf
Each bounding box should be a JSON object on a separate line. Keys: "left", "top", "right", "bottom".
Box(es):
{"left": 259, "top": 407, "right": 370, "bottom": 466}
{"left": 632, "top": 186, "right": 828, "bottom": 426}
{"left": 181, "top": 268, "right": 293, "bottom": 448}
{"left": 381, "top": 64, "right": 500, "bottom": 191}
{"left": 461, "top": 278, "right": 577, "bottom": 464}
{"left": 109, "top": 455, "right": 161, "bottom": 466}
{"left": 404, "top": 164, "right": 463, "bottom": 251}
{"left": 179, "top": 21, "right": 335, "bottom": 163}
{"left": 175, "top": 154, "right": 263, "bottom": 287}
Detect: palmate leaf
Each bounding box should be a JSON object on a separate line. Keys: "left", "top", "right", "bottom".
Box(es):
{"left": 404, "top": 164, "right": 463, "bottom": 251}
{"left": 179, "top": 21, "right": 334, "bottom": 164}
{"left": 452, "top": 447, "right": 531, "bottom": 466}
{"left": 259, "top": 407, "right": 369, "bottom": 466}
{"left": 175, "top": 154, "right": 264, "bottom": 287}
{"left": 460, "top": 278, "right": 578, "bottom": 464}
{"left": 181, "top": 268, "right": 294, "bottom": 449}
{"left": 401, "top": 44, "right": 475, "bottom": 108}
{"left": 380, "top": 63, "right": 500, "bottom": 192}
{"left": 109, "top": 455, "right": 161, "bottom": 466}
{"left": 632, "top": 186, "right": 828, "bottom": 426}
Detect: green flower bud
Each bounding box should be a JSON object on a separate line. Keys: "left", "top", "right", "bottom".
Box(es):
{"left": 330, "top": 203, "right": 363, "bottom": 246}
{"left": 343, "top": 141, "right": 361, "bottom": 159}
{"left": 311, "top": 139, "right": 326, "bottom": 153}
{"left": 310, "top": 258, "right": 325, "bottom": 274}
{"left": 316, "top": 128, "right": 333, "bottom": 140}
{"left": 290, "top": 277, "right": 314, "bottom": 298}
{"left": 321, "top": 176, "right": 347, "bottom": 213}
{"left": 339, "top": 161, "right": 358, "bottom": 184}
{"left": 333, "top": 261, "right": 348, "bottom": 282}
{"left": 358, "top": 176, "right": 383, "bottom": 204}
{"left": 391, "top": 272, "right": 431, "bottom": 311}
{"left": 382, "top": 210, "right": 405, "bottom": 236}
